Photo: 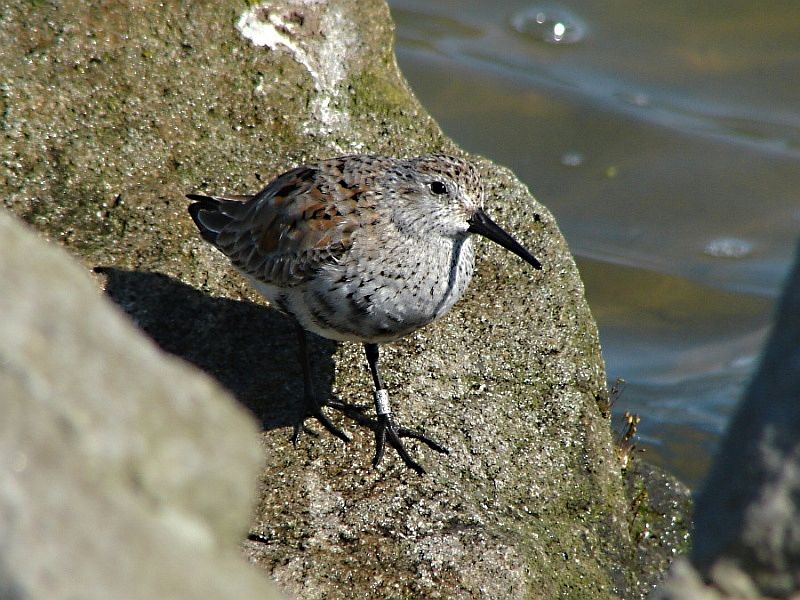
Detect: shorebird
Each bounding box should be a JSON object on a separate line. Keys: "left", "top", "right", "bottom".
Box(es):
{"left": 188, "top": 154, "right": 541, "bottom": 473}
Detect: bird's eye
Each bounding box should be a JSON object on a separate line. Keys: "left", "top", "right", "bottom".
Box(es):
{"left": 429, "top": 181, "right": 448, "bottom": 195}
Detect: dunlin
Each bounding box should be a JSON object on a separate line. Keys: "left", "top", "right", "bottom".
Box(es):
{"left": 188, "top": 154, "right": 541, "bottom": 474}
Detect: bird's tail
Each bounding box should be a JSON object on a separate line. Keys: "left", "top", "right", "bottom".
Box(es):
{"left": 186, "top": 193, "right": 253, "bottom": 245}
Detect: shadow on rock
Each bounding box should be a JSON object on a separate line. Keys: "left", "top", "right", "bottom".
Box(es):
{"left": 95, "top": 267, "right": 338, "bottom": 433}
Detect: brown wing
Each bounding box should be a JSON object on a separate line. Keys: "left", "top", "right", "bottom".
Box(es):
{"left": 209, "top": 159, "right": 381, "bottom": 287}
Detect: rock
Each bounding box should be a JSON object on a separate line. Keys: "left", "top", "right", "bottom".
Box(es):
{"left": 653, "top": 241, "right": 800, "bottom": 599}
{"left": 0, "top": 210, "right": 278, "bottom": 598}
{"left": 627, "top": 462, "right": 692, "bottom": 595}
{"left": 0, "top": 0, "right": 685, "bottom": 597}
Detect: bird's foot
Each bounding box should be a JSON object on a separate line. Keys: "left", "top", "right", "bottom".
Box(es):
{"left": 338, "top": 409, "right": 448, "bottom": 475}
{"left": 375, "top": 414, "right": 449, "bottom": 475}
{"left": 291, "top": 397, "right": 351, "bottom": 445}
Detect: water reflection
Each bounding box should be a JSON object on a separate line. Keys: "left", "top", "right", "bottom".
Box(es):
{"left": 703, "top": 237, "right": 755, "bottom": 259}
{"left": 389, "top": 0, "right": 800, "bottom": 488}
{"left": 560, "top": 151, "right": 584, "bottom": 167}
{"left": 509, "top": 5, "right": 587, "bottom": 44}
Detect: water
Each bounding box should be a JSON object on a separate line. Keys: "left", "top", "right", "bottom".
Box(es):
{"left": 388, "top": 0, "right": 800, "bottom": 489}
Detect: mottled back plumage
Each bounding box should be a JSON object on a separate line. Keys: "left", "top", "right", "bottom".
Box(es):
{"left": 190, "top": 155, "right": 484, "bottom": 284}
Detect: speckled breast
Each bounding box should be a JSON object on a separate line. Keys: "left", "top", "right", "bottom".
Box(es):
{"left": 274, "top": 236, "right": 476, "bottom": 344}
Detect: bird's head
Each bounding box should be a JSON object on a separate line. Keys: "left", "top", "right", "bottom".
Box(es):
{"left": 389, "top": 154, "right": 541, "bottom": 270}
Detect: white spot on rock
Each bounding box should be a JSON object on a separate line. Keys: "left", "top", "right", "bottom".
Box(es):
{"left": 236, "top": 2, "right": 352, "bottom": 149}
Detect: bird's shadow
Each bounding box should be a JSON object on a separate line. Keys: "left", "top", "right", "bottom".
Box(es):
{"left": 95, "top": 267, "right": 338, "bottom": 432}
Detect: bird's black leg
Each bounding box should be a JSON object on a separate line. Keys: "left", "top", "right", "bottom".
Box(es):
{"left": 291, "top": 322, "right": 350, "bottom": 444}
{"left": 363, "top": 343, "right": 449, "bottom": 475}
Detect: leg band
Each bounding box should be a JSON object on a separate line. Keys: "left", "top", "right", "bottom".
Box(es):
{"left": 374, "top": 389, "right": 391, "bottom": 416}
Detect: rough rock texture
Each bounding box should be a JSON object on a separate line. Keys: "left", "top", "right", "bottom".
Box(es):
{"left": 653, "top": 242, "right": 800, "bottom": 599}
{"left": 0, "top": 0, "right": 679, "bottom": 597}
{"left": 0, "top": 210, "right": 278, "bottom": 598}
{"left": 627, "top": 463, "right": 692, "bottom": 596}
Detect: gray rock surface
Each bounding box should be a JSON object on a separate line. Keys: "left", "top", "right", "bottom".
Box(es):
{"left": 0, "top": 0, "right": 687, "bottom": 597}
{"left": 653, "top": 242, "right": 800, "bottom": 599}
{"left": 0, "top": 210, "right": 278, "bottom": 598}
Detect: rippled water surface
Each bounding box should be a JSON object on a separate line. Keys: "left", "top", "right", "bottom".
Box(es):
{"left": 388, "top": 0, "right": 800, "bottom": 488}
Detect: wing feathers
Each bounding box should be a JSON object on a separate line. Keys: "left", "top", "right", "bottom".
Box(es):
{"left": 187, "top": 162, "right": 380, "bottom": 287}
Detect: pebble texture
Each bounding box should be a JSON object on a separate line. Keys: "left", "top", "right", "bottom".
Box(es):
{"left": 0, "top": 211, "right": 277, "bottom": 598}
{"left": 0, "top": 0, "right": 685, "bottom": 597}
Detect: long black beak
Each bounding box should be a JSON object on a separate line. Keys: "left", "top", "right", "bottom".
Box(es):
{"left": 467, "top": 209, "right": 541, "bottom": 270}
